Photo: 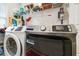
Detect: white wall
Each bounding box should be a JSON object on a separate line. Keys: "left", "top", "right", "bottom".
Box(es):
{"left": 69, "top": 3, "right": 79, "bottom": 25}
{"left": 0, "top": 3, "right": 69, "bottom": 27}
{"left": 69, "top": 3, "right": 79, "bottom": 32}
{"left": 0, "top": 3, "right": 20, "bottom": 28}
{"left": 5, "top": 3, "right": 20, "bottom": 16}
{"left": 29, "top": 7, "right": 69, "bottom": 26}
{"left": 0, "top": 4, "right": 7, "bottom": 17}
{"left": 0, "top": 3, "right": 20, "bottom": 17}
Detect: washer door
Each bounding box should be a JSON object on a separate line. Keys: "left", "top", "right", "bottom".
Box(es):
{"left": 4, "top": 33, "right": 22, "bottom": 56}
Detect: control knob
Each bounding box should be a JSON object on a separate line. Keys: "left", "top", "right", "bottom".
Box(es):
{"left": 40, "top": 25, "right": 46, "bottom": 31}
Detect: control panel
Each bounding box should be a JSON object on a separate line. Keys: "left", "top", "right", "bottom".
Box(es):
{"left": 26, "top": 26, "right": 34, "bottom": 31}
{"left": 26, "top": 25, "right": 47, "bottom": 32}
{"left": 52, "top": 25, "right": 72, "bottom": 32}
{"left": 25, "top": 25, "right": 75, "bottom": 33}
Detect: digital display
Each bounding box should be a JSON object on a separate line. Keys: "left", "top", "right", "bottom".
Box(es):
{"left": 52, "top": 25, "right": 71, "bottom": 32}
{"left": 56, "top": 26, "right": 64, "bottom": 31}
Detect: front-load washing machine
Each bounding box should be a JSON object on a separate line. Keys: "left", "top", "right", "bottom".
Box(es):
{"left": 4, "top": 26, "right": 26, "bottom": 56}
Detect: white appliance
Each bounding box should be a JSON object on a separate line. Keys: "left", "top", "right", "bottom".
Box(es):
{"left": 4, "top": 26, "right": 26, "bottom": 56}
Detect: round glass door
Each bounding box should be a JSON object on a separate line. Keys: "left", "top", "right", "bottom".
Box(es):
{"left": 6, "top": 38, "right": 17, "bottom": 56}
{"left": 4, "top": 33, "right": 21, "bottom": 56}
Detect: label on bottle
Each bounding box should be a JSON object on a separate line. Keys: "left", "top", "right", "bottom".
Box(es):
{"left": 60, "top": 13, "right": 64, "bottom": 18}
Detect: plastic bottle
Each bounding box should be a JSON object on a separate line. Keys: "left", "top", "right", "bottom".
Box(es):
{"left": 58, "top": 7, "right": 64, "bottom": 24}
{"left": 21, "top": 16, "right": 25, "bottom": 26}
{"left": 12, "top": 15, "right": 17, "bottom": 26}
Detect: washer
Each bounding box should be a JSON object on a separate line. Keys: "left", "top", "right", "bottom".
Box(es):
{"left": 4, "top": 26, "right": 26, "bottom": 56}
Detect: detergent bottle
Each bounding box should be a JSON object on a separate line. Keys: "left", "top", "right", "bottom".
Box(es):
{"left": 12, "top": 15, "right": 17, "bottom": 26}
{"left": 21, "top": 16, "right": 25, "bottom": 26}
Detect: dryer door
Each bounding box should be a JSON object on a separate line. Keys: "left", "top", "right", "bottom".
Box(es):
{"left": 4, "top": 33, "right": 22, "bottom": 56}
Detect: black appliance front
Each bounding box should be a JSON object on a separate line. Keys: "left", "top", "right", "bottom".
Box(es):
{"left": 26, "top": 34, "right": 72, "bottom": 56}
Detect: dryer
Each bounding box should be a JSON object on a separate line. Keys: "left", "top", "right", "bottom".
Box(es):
{"left": 4, "top": 26, "right": 26, "bottom": 56}
{"left": 26, "top": 24, "right": 77, "bottom": 56}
